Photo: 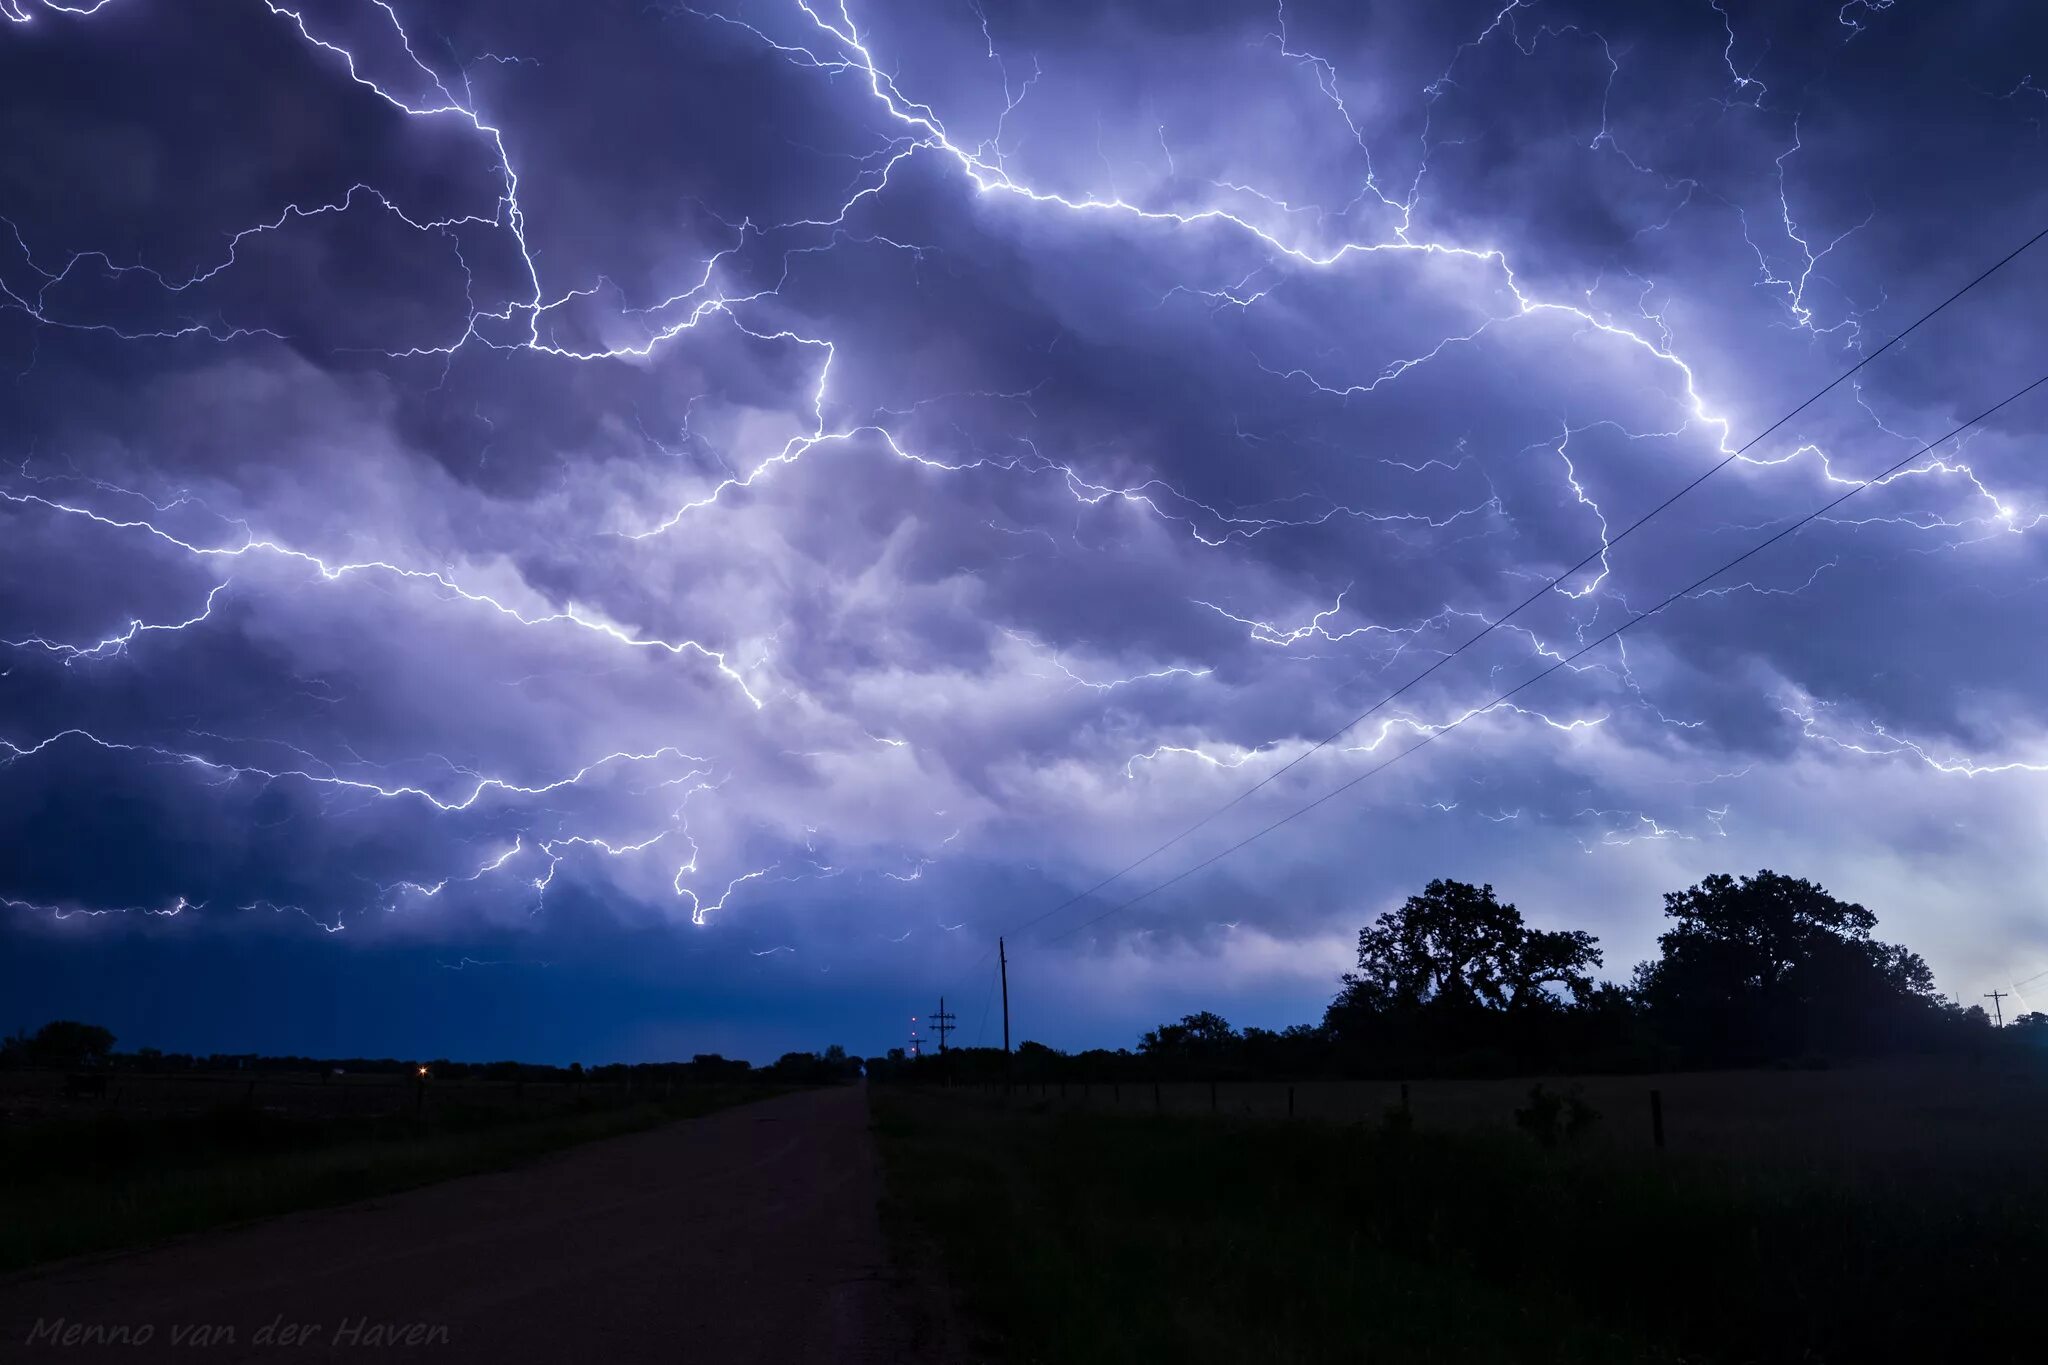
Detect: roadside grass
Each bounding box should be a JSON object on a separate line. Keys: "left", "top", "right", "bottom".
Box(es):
{"left": 873, "top": 1089, "right": 2044, "bottom": 1364}
{"left": 0, "top": 1085, "right": 788, "bottom": 1273}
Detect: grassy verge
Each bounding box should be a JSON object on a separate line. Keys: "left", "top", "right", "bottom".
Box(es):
{"left": 0, "top": 1085, "right": 789, "bottom": 1273}
{"left": 873, "top": 1089, "right": 2044, "bottom": 1364}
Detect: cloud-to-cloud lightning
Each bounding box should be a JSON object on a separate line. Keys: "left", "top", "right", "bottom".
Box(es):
{"left": 3, "top": 0, "right": 2047, "bottom": 1053}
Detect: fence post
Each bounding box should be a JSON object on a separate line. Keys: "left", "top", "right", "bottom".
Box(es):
{"left": 1209, "top": 1079, "right": 1218, "bottom": 1114}
{"left": 1400, "top": 1081, "right": 1410, "bottom": 1113}
{"left": 1153, "top": 1081, "right": 1162, "bottom": 1114}
{"left": 1649, "top": 1089, "right": 1665, "bottom": 1150}
{"left": 1288, "top": 1085, "right": 1296, "bottom": 1119}
{"left": 244, "top": 1078, "right": 257, "bottom": 1110}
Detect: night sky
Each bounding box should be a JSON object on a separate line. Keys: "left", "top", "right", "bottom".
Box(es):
{"left": 4, "top": 0, "right": 2047, "bottom": 1064}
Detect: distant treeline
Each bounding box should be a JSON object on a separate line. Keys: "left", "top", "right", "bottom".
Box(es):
{"left": 0, "top": 1022, "right": 865, "bottom": 1088}
{"left": 872, "top": 869, "right": 2048, "bottom": 1083}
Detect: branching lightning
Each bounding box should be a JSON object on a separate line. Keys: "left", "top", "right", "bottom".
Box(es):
{"left": 1, "top": 0, "right": 2038, "bottom": 957}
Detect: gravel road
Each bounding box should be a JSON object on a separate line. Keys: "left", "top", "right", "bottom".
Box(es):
{"left": 0, "top": 1085, "right": 925, "bottom": 1363}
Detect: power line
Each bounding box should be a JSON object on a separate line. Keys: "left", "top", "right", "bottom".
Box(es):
{"left": 1047, "top": 367, "right": 2048, "bottom": 945}
{"left": 986, "top": 224, "right": 2048, "bottom": 949}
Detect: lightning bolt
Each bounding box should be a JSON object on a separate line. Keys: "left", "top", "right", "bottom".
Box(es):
{"left": 1, "top": 0, "right": 2034, "bottom": 946}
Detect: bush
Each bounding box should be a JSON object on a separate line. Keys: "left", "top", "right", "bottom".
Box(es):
{"left": 1514, "top": 1083, "right": 1599, "bottom": 1146}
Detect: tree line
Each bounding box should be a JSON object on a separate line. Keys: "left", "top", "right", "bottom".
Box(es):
{"left": 872, "top": 868, "right": 2046, "bottom": 1083}
{"left": 0, "top": 1023, "right": 866, "bottom": 1087}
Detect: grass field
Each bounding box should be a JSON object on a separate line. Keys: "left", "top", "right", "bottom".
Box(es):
{"left": 0, "top": 1067, "right": 648, "bottom": 1124}
{"left": 952, "top": 1058, "right": 2048, "bottom": 1165}
{"left": 0, "top": 1080, "right": 787, "bottom": 1273}
{"left": 875, "top": 1079, "right": 2047, "bottom": 1363}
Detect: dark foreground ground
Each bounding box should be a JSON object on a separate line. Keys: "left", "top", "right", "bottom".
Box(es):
{"left": 874, "top": 1085, "right": 2047, "bottom": 1364}
{"left": 0, "top": 1081, "right": 792, "bottom": 1272}
{"left": 1, "top": 1086, "right": 932, "bottom": 1363}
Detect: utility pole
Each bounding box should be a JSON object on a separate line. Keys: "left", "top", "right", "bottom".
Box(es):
{"left": 931, "top": 998, "right": 956, "bottom": 1054}
{"left": 1984, "top": 990, "right": 2008, "bottom": 1028}
{"left": 908, "top": 1015, "right": 924, "bottom": 1059}
{"left": 999, "top": 937, "right": 1011, "bottom": 1057}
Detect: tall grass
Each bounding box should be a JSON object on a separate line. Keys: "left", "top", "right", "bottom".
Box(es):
{"left": 875, "top": 1090, "right": 2044, "bottom": 1364}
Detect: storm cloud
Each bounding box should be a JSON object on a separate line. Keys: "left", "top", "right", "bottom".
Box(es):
{"left": 3, "top": 0, "right": 2047, "bottom": 1059}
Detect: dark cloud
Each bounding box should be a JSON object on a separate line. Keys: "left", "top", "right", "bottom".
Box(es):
{"left": 3, "top": 0, "right": 2046, "bottom": 1060}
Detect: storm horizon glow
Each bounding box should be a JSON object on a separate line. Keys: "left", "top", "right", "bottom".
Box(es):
{"left": 4, "top": 0, "right": 2047, "bottom": 1063}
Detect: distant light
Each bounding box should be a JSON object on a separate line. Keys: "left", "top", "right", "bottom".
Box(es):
{"left": 417, "top": 1066, "right": 429, "bottom": 1077}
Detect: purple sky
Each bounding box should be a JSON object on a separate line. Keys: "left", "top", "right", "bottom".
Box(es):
{"left": 4, "top": 0, "right": 2048, "bottom": 1063}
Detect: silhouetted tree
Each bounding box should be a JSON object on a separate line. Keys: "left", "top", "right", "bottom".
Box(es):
{"left": 820, "top": 1044, "right": 862, "bottom": 1081}
{"left": 1321, "top": 881, "right": 1605, "bottom": 1074}
{"left": 1344, "top": 880, "right": 1521, "bottom": 1011}
{"left": 1335, "top": 880, "right": 1601, "bottom": 1014}
{"left": 1136, "top": 1012, "right": 1241, "bottom": 1077}
{"left": 3, "top": 1020, "right": 117, "bottom": 1069}
{"left": 760, "top": 1047, "right": 863, "bottom": 1084}
{"left": 1241, "top": 1023, "right": 1326, "bottom": 1076}
{"left": 1504, "top": 926, "right": 1604, "bottom": 1011}
{"left": 688, "top": 1053, "right": 753, "bottom": 1081}
{"left": 1635, "top": 869, "right": 1943, "bottom": 1063}
{"left": 1140, "top": 1011, "right": 1237, "bottom": 1054}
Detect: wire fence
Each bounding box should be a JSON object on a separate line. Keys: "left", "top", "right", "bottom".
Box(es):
{"left": 919, "top": 1061, "right": 2048, "bottom": 1164}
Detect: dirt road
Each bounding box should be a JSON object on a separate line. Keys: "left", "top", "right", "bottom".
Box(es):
{"left": 0, "top": 1086, "right": 924, "bottom": 1363}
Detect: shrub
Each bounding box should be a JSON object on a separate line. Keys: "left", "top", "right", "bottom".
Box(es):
{"left": 1514, "top": 1084, "right": 1599, "bottom": 1146}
